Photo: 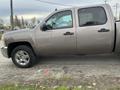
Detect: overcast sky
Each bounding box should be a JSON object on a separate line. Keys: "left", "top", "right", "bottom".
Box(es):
{"left": 0, "top": 0, "right": 120, "bottom": 24}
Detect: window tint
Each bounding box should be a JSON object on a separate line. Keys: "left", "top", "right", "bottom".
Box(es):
{"left": 46, "top": 10, "right": 73, "bottom": 30}
{"left": 78, "top": 7, "right": 107, "bottom": 27}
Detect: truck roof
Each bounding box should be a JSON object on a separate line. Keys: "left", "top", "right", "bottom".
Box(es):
{"left": 58, "top": 4, "right": 110, "bottom": 11}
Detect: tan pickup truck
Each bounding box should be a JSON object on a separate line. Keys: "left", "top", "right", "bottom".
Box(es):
{"left": 1, "top": 4, "right": 120, "bottom": 68}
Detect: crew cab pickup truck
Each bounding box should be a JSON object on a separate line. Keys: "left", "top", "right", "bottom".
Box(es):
{"left": 1, "top": 4, "right": 120, "bottom": 68}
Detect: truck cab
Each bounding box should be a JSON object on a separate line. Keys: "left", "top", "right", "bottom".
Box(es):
{"left": 35, "top": 4, "right": 115, "bottom": 55}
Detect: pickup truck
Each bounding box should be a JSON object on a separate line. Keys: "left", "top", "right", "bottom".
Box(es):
{"left": 1, "top": 4, "right": 120, "bottom": 68}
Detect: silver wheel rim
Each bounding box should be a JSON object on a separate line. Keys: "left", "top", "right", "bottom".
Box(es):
{"left": 15, "top": 50, "right": 30, "bottom": 66}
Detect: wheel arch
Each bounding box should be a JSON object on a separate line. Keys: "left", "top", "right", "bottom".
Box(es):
{"left": 8, "top": 41, "right": 35, "bottom": 58}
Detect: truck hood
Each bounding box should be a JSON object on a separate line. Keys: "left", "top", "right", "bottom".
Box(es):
{"left": 4, "top": 29, "right": 34, "bottom": 45}
{"left": 4, "top": 29, "right": 31, "bottom": 36}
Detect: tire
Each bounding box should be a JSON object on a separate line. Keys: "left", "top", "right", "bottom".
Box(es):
{"left": 11, "top": 45, "right": 36, "bottom": 68}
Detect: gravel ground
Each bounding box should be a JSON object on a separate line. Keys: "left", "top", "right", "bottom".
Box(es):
{"left": 1, "top": 42, "right": 120, "bottom": 89}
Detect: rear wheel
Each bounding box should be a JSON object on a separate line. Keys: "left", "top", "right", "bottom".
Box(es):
{"left": 11, "top": 45, "right": 36, "bottom": 68}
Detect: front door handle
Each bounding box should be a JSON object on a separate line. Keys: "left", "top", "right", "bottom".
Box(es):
{"left": 64, "top": 32, "right": 74, "bottom": 35}
{"left": 98, "top": 28, "right": 110, "bottom": 32}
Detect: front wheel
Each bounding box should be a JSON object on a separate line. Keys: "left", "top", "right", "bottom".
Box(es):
{"left": 11, "top": 45, "right": 36, "bottom": 68}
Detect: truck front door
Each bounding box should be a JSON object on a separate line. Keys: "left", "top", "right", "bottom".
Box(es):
{"left": 37, "top": 9, "right": 76, "bottom": 55}
{"left": 46, "top": 9, "right": 76, "bottom": 54}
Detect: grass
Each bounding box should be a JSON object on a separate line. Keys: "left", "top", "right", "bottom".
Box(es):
{"left": 108, "top": 87, "right": 120, "bottom": 90}
{"left": 0, "top": 84, "right": 120, "bottom": 90}
{"left": 0, "top": 84, "right": 95, "bottom": 90}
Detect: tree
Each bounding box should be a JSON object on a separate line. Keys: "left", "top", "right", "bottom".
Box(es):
{"left": 24, "top": 20, "right": 29, "bottom": 28}
{"left": 14, "top": 15, "right": 21, "bottom": 28}
{"left": 119, "top": 12, "right": 120, "bottom": 20}
{"left": 31, "top": 17, "right": 36, "bottom": 25}
{"left": 37, "top": 20, "right": 40, "bottom": 24}
{"left": 21, "top": 16, "right": 25, "bottom": 28}
{"left": 104, "top": 0, "right": 109, "bottom": 4}
{"left": 0, "top": 19, "right": 4, "bottom": 29}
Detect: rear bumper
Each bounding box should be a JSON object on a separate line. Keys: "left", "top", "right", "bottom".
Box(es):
{"left": 1, "top": 47, "right": 9, "bottom": 58}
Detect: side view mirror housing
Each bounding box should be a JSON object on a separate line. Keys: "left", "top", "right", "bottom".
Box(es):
{"left": 40, "top": 23, "right": 53, "bottom": 31}
{"left": 40, "top": 24, "right": 47, "bottom": 31}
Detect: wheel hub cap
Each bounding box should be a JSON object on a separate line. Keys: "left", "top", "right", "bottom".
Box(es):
{"left": 15, "top": 50, "right": 30, "bottom": 66}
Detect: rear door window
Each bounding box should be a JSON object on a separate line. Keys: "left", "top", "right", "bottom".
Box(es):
{"left": 78, "top": 7, "right": 107, "bottom": 27}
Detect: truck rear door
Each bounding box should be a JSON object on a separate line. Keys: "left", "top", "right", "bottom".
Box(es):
{"left": 75, "top": 5, "right": 114, "bottom": 54}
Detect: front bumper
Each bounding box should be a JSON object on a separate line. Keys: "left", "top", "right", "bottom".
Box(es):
{"left": 1, "top": 47, "right": 9, "bottom": 58}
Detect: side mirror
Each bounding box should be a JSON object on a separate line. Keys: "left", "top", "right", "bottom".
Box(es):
{"left": 40, "top": 23, "right": 53, "bottom": 31}
{"left": 40, "top": 24, "right": 47, "bottom": 31}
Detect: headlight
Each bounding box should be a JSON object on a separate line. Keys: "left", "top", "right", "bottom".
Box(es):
{"left": 1, "top": 34, "right": 5, "bottom": 47}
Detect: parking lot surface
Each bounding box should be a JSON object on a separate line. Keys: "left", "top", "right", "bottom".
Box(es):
{"left": 0, "top": 43, "right": 120, "bottom": 88}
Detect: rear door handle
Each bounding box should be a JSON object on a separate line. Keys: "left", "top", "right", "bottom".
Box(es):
{"left": 98, "top": 28, "right": 110, "bottom": 32}
{"left": 64, "top": 32, "right": 74, "bottom": 35}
